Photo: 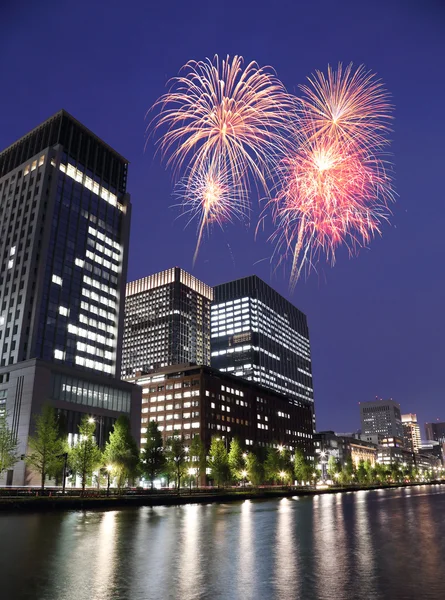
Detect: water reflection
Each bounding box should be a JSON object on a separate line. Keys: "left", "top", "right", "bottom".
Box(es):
{"left": 1, "top": 486, "right": 445, "bottom": 600}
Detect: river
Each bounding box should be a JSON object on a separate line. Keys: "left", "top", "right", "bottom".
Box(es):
{"left": 1, "top": 485, "right": 444, "bottom": 600}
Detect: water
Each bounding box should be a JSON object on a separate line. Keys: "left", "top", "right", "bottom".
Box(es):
{"left": 1, "top": 485, "right": 445, "bottom": 600}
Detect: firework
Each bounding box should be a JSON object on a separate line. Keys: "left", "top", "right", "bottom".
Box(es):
{"left": 151, "top": 55, "right": 295, "bottom": 195}
{"left": 174, "top": 157, "right": 249, "bottom": 264}
{"left": 298, "top": 62, "right": 392, "bottom": 151}
{"left": 269, "top": 63, "right": 394, "bottom": 289}
{"left": 270, "top": 132, "right": 394, "bottom": 290}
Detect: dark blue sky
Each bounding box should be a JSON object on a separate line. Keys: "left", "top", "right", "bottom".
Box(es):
{"left": 2, "top": 0, "right": 444, "bottom": 434}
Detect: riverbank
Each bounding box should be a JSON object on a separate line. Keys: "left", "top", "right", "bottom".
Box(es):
{"left": 0, "top": 481, "right": 442, "bottom": 513}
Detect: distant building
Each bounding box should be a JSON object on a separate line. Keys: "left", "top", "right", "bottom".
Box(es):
{"left": 0, "top": 111, "right": 142, "bottom": 485}
{"left": 122, "top": 268, "right": 213, "bottom": 377}
{"left": 211, "top": 275, "right": 314, "bottom": 422}
{"left": 314, "top": 431, "right": 377, "bottom": 468}
{"left": 425, "top": 421, "right": 445, "bottom": 445}
{"left": 360, "top": 399, "right": 403, "bottom": 439}
{"left": 402, "top": 413, "right": 421, "bottom": 452}
{"left": 377, "top": 446, "right": 414, "bottom": 467}
{"left": 129, "top": 363, "right": 314, "bottom": 464}
{"left": 417, "top": 441, "right": 443, "bottom": 466}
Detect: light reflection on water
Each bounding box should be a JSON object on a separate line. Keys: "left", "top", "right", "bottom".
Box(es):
{"left": 1, "top": 486, "right": 445, "bottom": 600}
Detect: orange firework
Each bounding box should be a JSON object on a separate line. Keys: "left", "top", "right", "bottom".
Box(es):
{"left": 174, "top": 158, "right": 249, "bottom": 264}
{"left": 299, "top": 63, "right": 392, "bottom": 151}
{"left": 151, "top": 55, "right": 296, "bottom": 195}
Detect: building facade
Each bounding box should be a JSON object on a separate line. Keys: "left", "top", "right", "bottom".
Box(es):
{"left": 360, "top": 399, "right": 403, "bottom": 439}
{"left": 211, "top": 276, "right": 314, "bottom": 417}
{"left": 129, "top": 364, "right": 314, "bottom": 460}
{"left": 425, "top": 421, "right": 445, "bottom": 445}
{"left": 402, "top": 413, "right": 421, "bottom": 453}
{"left": 0, "top": 111, "right": 141, "bottom": 485}
{"left": 122, "top": 268, "right": 212, "bottom": 377}
{"left": 314, "top": 431, "right": 377, "bottom": 469}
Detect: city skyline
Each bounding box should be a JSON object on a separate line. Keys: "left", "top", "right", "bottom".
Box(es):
{"left": 1, "top": 0, "right": 444, "bottom": 433}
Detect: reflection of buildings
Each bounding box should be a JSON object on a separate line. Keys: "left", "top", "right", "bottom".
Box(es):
{"left": 402, "top": 413, "right": 421, "bottom": 452}
{"left": 122, "top": 268, "right": 213, "bottom": 377}
{"left": 0, "top": 111, "right": 141, "bottom": 485}
{"left": 360, "top": 399, "right": 403, "bottom": 439}
{"left": 129, "top": 363, "right": 314, "bottom": 460}
{"left": 314, "top": 431, "right": 377, "bottom": 467}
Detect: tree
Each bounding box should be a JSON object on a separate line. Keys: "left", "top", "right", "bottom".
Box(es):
{"left": 26, "top": 405, "right": 65, "bottom": 490}
{"left": 208, "top": 437, "right": 230, "bottom": 487}
{"left": 327, "top": 455, "right": 340, "bottom": 480}
{"left": 342, "top": 456, "right": 355, "bottom": 484}
{"left": 264, "top": 447, "right": 281, "bottom": 483}
{"left": 69, "top": 416, "right": 102, "bottom": 492}
{"left": 189, "top": 434, "right": 206, "bottom": 487}
{"left": 104, "top": 416, "right": 140, "bottom": 490}
{"left": 228, "top": 438, "right": 244, "bottom": 483}
{"left": 0, "top": 413, "right": 18, "bottom": 477}
{"left": 140, "top": 421, "right": 165, "bottom": 489}
{"left": 356, "top": 460, "right": 368, "bottom": 484}
{"left": 165, "top": 432, "right": 187, "bottom": 490}
{"left": 279, "top": 448, "right": 293, "bottom": 483}
{"left": 294, "top": 449, "right": 311, "bottom": 484}
{"left": 246, "top": 452, "right": 264, "bottom": 486}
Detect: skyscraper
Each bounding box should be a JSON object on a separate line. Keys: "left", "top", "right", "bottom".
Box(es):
{"left": 401, "top": 413, "right": 421, "bottom": 452}
{"left": 0, "top": 110, "right": 130, "bottom": 376}
{"left": 210, "top": 275, "right": 314, "bottom": 412}
{"left": 425, "top": 421, "right": 445, "bottom": 445}
{"left": 122, "top": 267, "right": 213, "bottom": 377}
{"left": 0, "top": 111, "right": 141, "bottom": 485}
{"left": 360, "top": 399, "right": 403, "bottom": 439}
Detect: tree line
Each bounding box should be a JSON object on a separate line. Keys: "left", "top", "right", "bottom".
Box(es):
{"left": 0, "top": 411, "right": 439, "bottom": 491}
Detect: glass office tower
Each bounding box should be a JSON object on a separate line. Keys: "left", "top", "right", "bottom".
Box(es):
{"left": 0, "top": 110, "right": 130, "bottom": 377}
{"left": 211, "top": 276, "right": 314, "bottom": 411}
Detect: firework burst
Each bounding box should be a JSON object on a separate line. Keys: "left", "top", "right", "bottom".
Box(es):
{"left": 298, "top": 63, "right": 393, "bottom": 151}
{"left": 151, "top": 54, "right": 296, "bottom": 195}
{"left": 269, "top": 64, "right": 394, "bottom": 290}
{"left": 174, "top": 158, "right": 249, "bottom": 264}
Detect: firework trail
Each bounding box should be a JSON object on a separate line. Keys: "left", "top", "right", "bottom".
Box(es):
{"left": 270, "top": 63, "right": 394, "bottom": 290}
{"left": 173, "top": 157, "right": 249, "bottom": 263}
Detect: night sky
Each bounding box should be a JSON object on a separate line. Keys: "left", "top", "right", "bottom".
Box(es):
{"left": 2, "top": 0, "right": 444, "bottom": 434}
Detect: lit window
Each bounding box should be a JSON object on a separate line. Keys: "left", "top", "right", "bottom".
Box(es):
{"left": 54, "top": 349, "right": 65, "bottom": 360}
{"left": 0, "top": 316, "right": 5, "bottom": 327}
{"left": 52, "top": 274, "right": 63, "bottom": 286}
{"left": 59, "top": 306, "right": 69, "bottom": 317}
{"left": 10, "top": 246, "right": 16, "bottom": 256}
{"left": 75, "top": 258, "right": 85, "bottom": 268}
{"left": 7, "top": 260, "right": 13, "bottom": 269}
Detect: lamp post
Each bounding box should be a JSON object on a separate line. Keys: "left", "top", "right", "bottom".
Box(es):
{"left": 241, "top": 470, "right": 247, "bottom": 488}
{"left": 106, "top": 465, "right": 113, "bottom": 497}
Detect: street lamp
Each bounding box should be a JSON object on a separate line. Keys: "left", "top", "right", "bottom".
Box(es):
{"left": 188, "top": 467, "right": 195, "bottom": 492}
{"left": 278, "top": 445, "right": 284, "bottom": 453}
{"left": 106, "top": 465, "right": 113, "bottom": 497}
{"left": 241, "top": 469, "right": 247, "bottom": 487}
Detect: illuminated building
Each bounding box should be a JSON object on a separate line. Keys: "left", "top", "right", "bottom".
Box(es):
{"left": 360, "top": 399, "right": 403, "bottom": 439}
{"left": 401, "top": 413, "right": 421, "bottom": 453}
{"left": 129, "top": 363, "right": 314, "bottom": 464}
{"left": 314, "top": 431, "right": 377, "bottom": 468}
{"left": 210, "top": 276, "right": 314, "bottom": 425}
{"left": 122, "top": 268, "right": 212, "bottom": 377}
{"left": 0, "top": 111, "right": 141, "bottom": 485}
{"left": 425, "top": 421, "right": 445, "bottom": 445}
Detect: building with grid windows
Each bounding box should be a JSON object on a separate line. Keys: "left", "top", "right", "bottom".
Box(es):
{"left": 360, "top": 399, "right": 403, "bottom": 440}
{"left": 129, "top": 363, "right": 314, "bottom": 467}
{"left": 401, "top": 413, "right": 421, "bottom": 453}
{"left": 210, "top": 276, "right": 314, "bottom": 421}
{"left": 122, "top": 268, "right": 213, "bottom": 377}
{"left": 0, "top": 111, "right": 141, "bottom": 485}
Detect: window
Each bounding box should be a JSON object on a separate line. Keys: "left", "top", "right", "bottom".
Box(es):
{"left": 54, "top": 349, "right": 65, "bottom": 360}
{"left": 52, "top": 274, "right": 63, "bottom": 286}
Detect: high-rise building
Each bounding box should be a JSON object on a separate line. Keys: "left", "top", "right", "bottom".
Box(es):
{"left": 0, "top": 109, "right": 130, "bottom": 376}
{"left": 402, "top": 413, "right": 421, "bottom": 452}
{"left": 122, "top": 268, "right": 213, "bottom": 377}
{"left": 210, "top": 275, "right": 314, "bottom": 411}
{"left": 425, "top": 421, "right": 445, "bottom": 445}
{"left": 0, "top": 111, "right": 141, "bottom": 485}
{"left": 360, "top": 399, "right": 403, "bottom": 439}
